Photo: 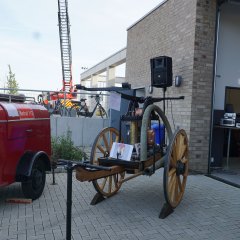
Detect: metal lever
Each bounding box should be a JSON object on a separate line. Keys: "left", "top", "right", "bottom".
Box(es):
{"left": 57, "top": 159, "right": 111, "bottom": 171}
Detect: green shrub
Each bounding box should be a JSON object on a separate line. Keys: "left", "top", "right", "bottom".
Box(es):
{"left": 51, "top": 130, "right": 88, "bottom": 162}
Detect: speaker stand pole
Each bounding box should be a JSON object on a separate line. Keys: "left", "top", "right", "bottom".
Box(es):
{"left": 163, "top": 87, "right": 167, "bottom": 149}
{"left": 163, "top": 87, "right": 166, "bottom": 115}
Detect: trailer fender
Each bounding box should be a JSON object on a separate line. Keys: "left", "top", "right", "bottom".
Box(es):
{"left": 16, "top": 151, "right": 51, "bottom": 182}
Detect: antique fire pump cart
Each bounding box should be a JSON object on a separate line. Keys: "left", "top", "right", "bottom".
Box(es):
{"left": 58, "top": 56, "right": 190, "bottom": 239}
{"left": 68, "top": 56, "right": 189, "bottom": 218}
{"left": 71, "top": 83, "right": 189, "bottom": 218}
{"left": 0, "top": 94, "right": 51, "bottom": 200}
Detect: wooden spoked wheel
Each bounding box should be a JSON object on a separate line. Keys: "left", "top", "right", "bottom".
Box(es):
{"left": 163, "top": 129, "right": 189, "bottom": 208}
{"left": 90, "top": 127, "right": 125, "bottom": 197}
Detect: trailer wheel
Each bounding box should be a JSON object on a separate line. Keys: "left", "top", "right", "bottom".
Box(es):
{"left": 21, "top": 159, "right": 46, "bottom": 200}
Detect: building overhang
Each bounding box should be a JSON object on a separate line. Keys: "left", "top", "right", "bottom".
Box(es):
{"left": 80, "top": 48, "right": 126, "bottom": 81}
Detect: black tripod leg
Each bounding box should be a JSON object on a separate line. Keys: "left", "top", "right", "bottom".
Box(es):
{"left": 159, "top": 202, "right": 174, "bottom": 219}
{"left": 66, "top": 162, "right": 73, "bottom": 240}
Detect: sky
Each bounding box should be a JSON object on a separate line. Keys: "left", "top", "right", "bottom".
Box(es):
{"left": 0, "top": 0, "right": 162, "bottom": 91}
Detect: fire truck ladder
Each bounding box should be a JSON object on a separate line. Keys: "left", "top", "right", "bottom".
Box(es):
{"left": 58, "top": 0, "right": 72, "bottom": 93}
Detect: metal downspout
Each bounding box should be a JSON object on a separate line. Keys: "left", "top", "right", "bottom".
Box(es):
{"left": 208, "top": 3, "right": 221, "bottom": 174}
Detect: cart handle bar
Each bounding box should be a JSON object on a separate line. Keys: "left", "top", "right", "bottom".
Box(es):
{"left": 57, "top": 159, "right": 112, "bottom": 171}
{"left": 75, "top": 83, "right": 131, "bottom": 92}
{"left": 75, "top": 84, "right": 184, "bottom": 103}
{"left": 119, "top": 94, "right": 184, "bottom": 103}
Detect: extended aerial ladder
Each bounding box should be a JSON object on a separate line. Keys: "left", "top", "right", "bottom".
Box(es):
{"left": 38, "top": 0, "right": 76, "bottom": 106}
{"left": 48, "top": 0, "right": 76, "bottom": 101}
{"left": 58, "top": 0, "right": 72, "bottom": 93}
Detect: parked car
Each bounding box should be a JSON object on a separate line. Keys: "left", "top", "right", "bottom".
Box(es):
{"left": 0, "top": 94, "right": 51, "bottom": 200}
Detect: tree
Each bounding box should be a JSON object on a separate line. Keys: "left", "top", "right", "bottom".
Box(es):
{"left": 6, "top": 65, "right": 19, "bottom": 94}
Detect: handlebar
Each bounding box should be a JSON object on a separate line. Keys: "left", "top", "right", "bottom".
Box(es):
{"left": 90, "top": 94, "right": 100, "bottom": 98}
{"left": 118, "top": 93, "right": 184, "bottom": 103}
{"left": 75, "top": 83, "right": 131, "bottom": 92}
{"left": 151, "top": 96, "right": 184, "bottom": 102}
{"left": 57, "top": 159, "right": 111, "bottom": 171}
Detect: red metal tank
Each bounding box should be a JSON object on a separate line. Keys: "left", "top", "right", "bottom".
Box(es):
{"left": 0, "top": 98, "right": 51, "bottom": 200}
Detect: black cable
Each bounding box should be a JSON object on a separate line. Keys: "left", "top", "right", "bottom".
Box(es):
{"left": 170, "top": 100, "right": 176, "bottom": 131}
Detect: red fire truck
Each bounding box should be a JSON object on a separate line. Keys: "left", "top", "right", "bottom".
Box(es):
{"left": 0, "top": 94, "right": 51, "bottom": 200}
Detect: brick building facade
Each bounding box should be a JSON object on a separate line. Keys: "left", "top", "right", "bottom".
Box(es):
{"left": 125, "top": 0, "right": 218, "bottom": 172}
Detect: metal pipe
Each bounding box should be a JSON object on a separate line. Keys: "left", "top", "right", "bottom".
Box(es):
{"left": 144, "top": 157, "right": 165, "bottom": 174}
{"left": 130, "top": 122, "right": 138, "bottom": 144}
{"left": 0, "top": 88, "right": 109, "bottom": 96}
{"left": 140, "top": 105, "right": 173, "bottom": 161}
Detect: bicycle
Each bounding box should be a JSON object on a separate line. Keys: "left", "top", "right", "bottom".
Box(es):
{"left": 52, "top": 98, "right": 74, "bottom": 116}
{"left": 69, "top": 93, "right": 107, "bottom": 118}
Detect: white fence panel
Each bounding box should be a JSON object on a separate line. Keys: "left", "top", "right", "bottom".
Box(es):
{"left": 51, "top": 116, "right": 110, "bottom": 147}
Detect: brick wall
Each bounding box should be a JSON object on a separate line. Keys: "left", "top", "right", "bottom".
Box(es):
{"left": 125, "top": 0, "right": 217, "bottom": 172}
{"left": 190, "top": 0, "right": 217, "bottom": 171}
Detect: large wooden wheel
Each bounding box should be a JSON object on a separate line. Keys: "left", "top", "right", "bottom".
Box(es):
{"left": 90, "top": 127, "right": 125, "bottom": 197}
{"left": 163, "top": 129, "right": 189, "bottom": 208}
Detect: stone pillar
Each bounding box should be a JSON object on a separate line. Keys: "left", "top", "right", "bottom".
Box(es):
{"left": 106, "top": 66, "right": 116, "bottom": 83}
{"left": 91, "top": 75, "right": 99, "bottom": 87}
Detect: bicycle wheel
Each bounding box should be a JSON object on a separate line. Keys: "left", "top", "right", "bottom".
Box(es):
{"left": 99, "top": 106, "right": 108, "bottom": 118}
{"left": 66, "top": 108, "right": 71, "bottom": 116}
{"left": 60, "top": 107, "right": 69, "bottom": 116}
{"left": 60, "top": 107, "right": 64, "bottom": 116}
{"left": 102, "top": 107, "right": 108, "bottom": 118}
{"left": 69, "top": 106, "right": 77, "bottom": 117}
{"left": 77, "top": 106, "right": 89, "bottom": 117}
{"left": 66, "top": 108, "right": 71, "bottom": 117}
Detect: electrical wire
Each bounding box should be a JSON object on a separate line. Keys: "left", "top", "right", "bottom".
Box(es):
{"left": 170, "top": 100, "right": 176, "bottom": 131}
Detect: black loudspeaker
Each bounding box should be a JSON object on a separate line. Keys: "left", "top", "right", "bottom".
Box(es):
{"left": 150, "top": 56, "right": 172, "bottom": 88}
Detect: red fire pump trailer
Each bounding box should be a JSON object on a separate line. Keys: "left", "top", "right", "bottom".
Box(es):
{"left": 0, "top": 94, "right": 51, "bottom": 200}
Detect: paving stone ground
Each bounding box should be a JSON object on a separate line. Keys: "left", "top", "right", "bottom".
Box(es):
{"left": 0, "top": 170, "right": 240, "bottom": 240}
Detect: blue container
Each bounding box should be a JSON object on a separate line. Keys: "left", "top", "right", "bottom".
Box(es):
{"left": 151, "top": 123, "right": 165, "bottom": 145}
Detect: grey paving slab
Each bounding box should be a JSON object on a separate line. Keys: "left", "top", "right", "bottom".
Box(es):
{"left": 0, "top": 170, "right": 240, "bottom": 240}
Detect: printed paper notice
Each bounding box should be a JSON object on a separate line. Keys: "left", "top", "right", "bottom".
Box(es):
{"left": 110, "top": 142, "right": 133, "bottom": 161}
{"left": 109, "top": 92, "right": 121, "bottom": 111}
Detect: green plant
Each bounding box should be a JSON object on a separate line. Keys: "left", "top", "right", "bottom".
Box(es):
{"left": 6, "top": 65, "right": 19, "bottom": 94}
{"left": 51, "top": 130, "right": 88, "bottom": 162}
